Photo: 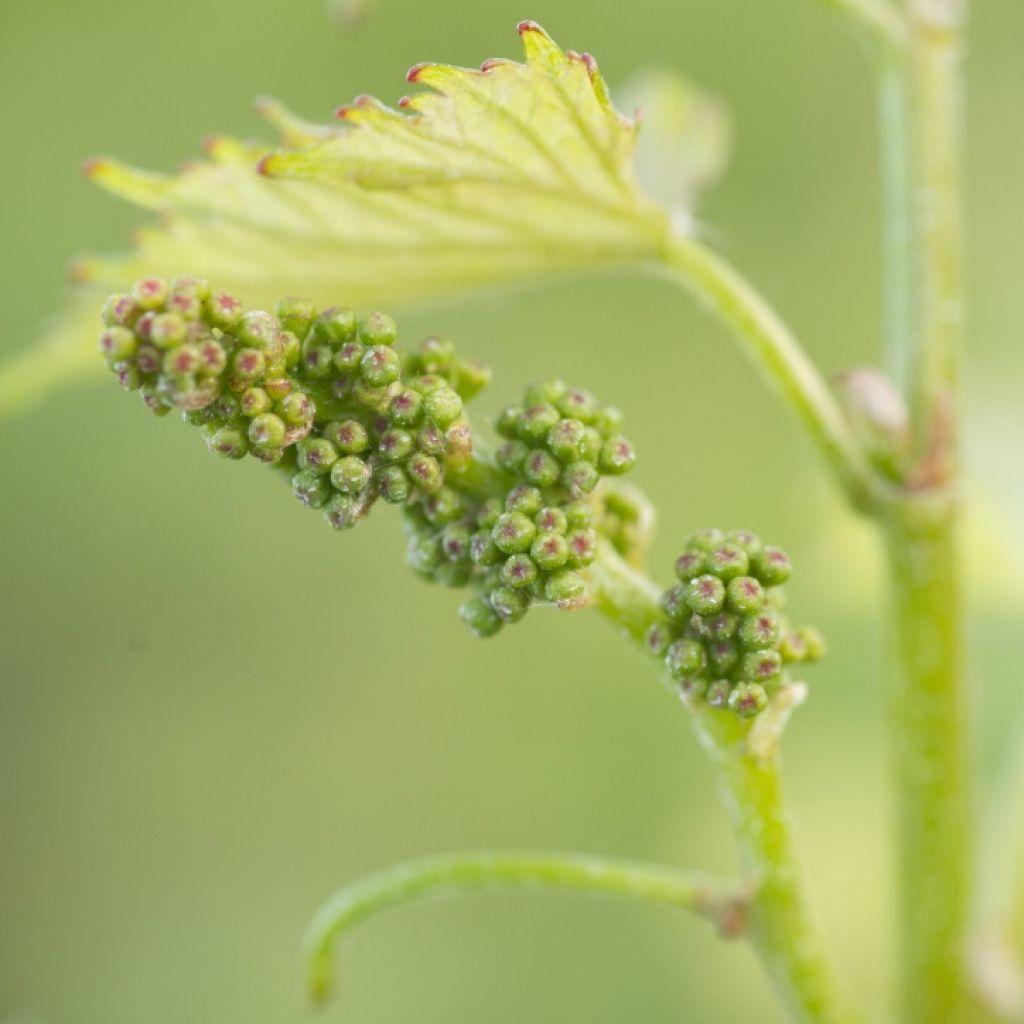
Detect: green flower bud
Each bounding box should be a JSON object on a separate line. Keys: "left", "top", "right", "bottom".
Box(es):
{"left": 496, "top": 440, "right": 529, "bottom": 474}
{"left": 470, "top": 530, "right": 502, "bottom": 566}
{"left": 476, "top": 499, "right": 504, "bottom": 529}
{"left": 415, "top": 422, "right": 446, "bottom": 456}
{"left": 545, "top": 569, "right": 586, "bottom": 607}
{"left": 644, "top": 622, "right": 673, "bottom": 658}
{"left": 598, "top": 436, "right": 636, "bottom": 475}
{"left": 232, "top": 347, "right": 266, "bottom": 382}
{"left": 102, "top": 293, "right": 140, "bottom": 327}
{"left": 441, "top": 524, "right": 472, "bottom": 562}
{"left": 547, "top": 419, "right": 587, "bottom": 462}
{"left": 360, "top": 345, "right": 402, "bottom": 387}
{"left": 593, "top": 405, "right": 624, "bottom": 434}
{"left": 302, "top": 345, "right": 335, "bottom": 379}
{"left": 523, "top": 449, "right": 561, "bottom": 487}
{"left": 324, "top": 419, "right": 368, "bottom": 454}
{"left": 237, "top": 310, "right": 278, "bottom": 349}
{"left": 324, "top": 492, "right": 361, "bottom": 530}
{"left": 496, "top": 404, "right": 524, "bottom": 439}
{"left": 665, "top": 639, "right": 706, "bottom": 679}
{"left": 490, "top": 585, "right": 530, "bottom": 624}
{"left": 311, "top": 307, "right": 357, "bottom": 345}
{"left": 580, "top": 427, "right": 603, "bottom": 462}
{"left": 275, "top": 296, "right": 317, "bottom": 338}
{"left": 207, "top": 425, "right": 248, "bottom": 459}
{"left": 332, "top": 341, "right": 364, "bottom": 372}
{"left": 131, "top": 276, "right": 169, "bottom": 311}
{"left": 504, "top": 485, "right": 543, "bottom": 517}
{"left": 388, "top": 388, "right": 424, "bottom": 427}
{"left": 555, "top": 388, "right": 598, "bottom": 423}
{"left": 707, "top": 543, "right": 750, "bottom": 581}
{"left": 561, "top": 461, "right": 599, "bottom": 499}
{"left": 150, "top": 312, "right": 189, "bottom": 350}
{"left": 99, "top": 326, "right": 137, "bottom": 362}
{"left": 753, "top": 546, "right": 792, "bottom": 586}
{"left": 678, "top": 676, "right": 708, "bottom": 704}
{"left": 708, "top": 640, "right": 740, "bottom": 676}
{"left": 292, "top": 468, "right": 330, "bottom": 509}
{"left": 331, "top": 455, "right": 371, "bottom": 494}
{"left": 378, "top": 428, "right": 415, "bottom": 462}
{"left": 358, "top": 311, "right": 397, "bottom": 347}
{"left": 796, "top": 625, "right": 827, "bottom": 662}
{"left": 519, "top": 403, "right": 560, "bottom": 442}
{"left": 523, "top": 378, "right": 567, "bottom": 407}
{"left": 459, "top": 597, "right": 503, "bottom": 638}
{"left": 424, "top": 387, "right": 463, "bottom": 429}
{"left": 704, "top": 612, "right": 739, "bottom": 640}
{"left": 534, "top": 506, "right": 568, "bottom": 534}
{"left": 742, "top": 650, "right": 782, "bottom": 683}
{"left": 726, "top": 576, "right": 765, "bottom": 615}
{"left": 407, "top": 453, "right": 443, "bottom": 494}
{"left": 377, "top": 466, "right": 410, "bottom": 504}
{"left": 739, "top": 610, "right": 781, "bottom": 650}
{"left": 298, "top": 438, "right": 339, "bottom": 473}
{"left": 205, "top": 292, "right": 244, "bottom": 329}
{"left": 564, "top": 502, "right": 595, "bottom": 529}
{"left": 686, "top": 575, "right": 726, "bottom": 615}
{"left": 686, "top": 528, "right": 725, "bottom": 553}
{"left": 706, "top": 680, "right": 732, "bottom": 709}
{"left": 674, "top": 550, "right": 706, "bottom": 582}
{"left": 729, "top": 682, "right": 768, "bottom": 719}
{"left": 423, "top": 487, "right": 464, "bottom": 524}
{"left": 493, "top": 512, "right": 536, "bottom": 554}
{"left": 281, "top": 392, "right": 314, "bottom": 427}
{"left": 726, "top": 530, "right": 764, "bottom": 559}
{"left": 530, "top": 531, "right": 570, "bottom": 571}
{"left": 240, "top": 387, "right": 271, "bottom": 417}
{"left": 502, "top": 553, "right": 539, "bottom": 588}
{"left": 407, "top": 531, "right": 442, "bottom": 575}
{"left": 451, "top": 359, "right": 491, "bottom": 401}
{"left": 565, "top": 528, "right": 598, "bottom": 568}
{"left": 660, "top": 584, "right": 690, "bottom": 624}
{"left": 248, "top": 412, "right": 287, "bottom": 449}
{"left": 435, "top": 561, "right": 473, "bottom": 588}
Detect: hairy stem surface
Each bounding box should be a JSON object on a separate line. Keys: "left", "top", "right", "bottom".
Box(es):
{"left": 879, "top": 2, "right": 970, "bottom": 1019}
{"left": 303, "top": 850, "right": 746, "bottom": 1002}
{"left": 591, "top": 546, "right": 859, "bottom": 1023}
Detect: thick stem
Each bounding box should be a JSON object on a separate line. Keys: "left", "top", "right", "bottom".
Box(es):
{"left": 878, "top": 3, "right": 971, "bottom": 1019}
{"left": 303, "top": 850, "right": 747, "bottom": 1003}
{"left": 658, "top": 235, "right": 881, "bottom": 511}
{"left": 694, "top": 712, "right": 860, "bottom": 1024}
{"left": 591, "top": 545, "right": 859, "bottom": 1023}
{"left": 883, "top": 498, "right": 972, "bottom": 1022}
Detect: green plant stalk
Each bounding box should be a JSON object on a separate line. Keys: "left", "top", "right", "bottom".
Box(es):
{"left": 879, "top": 3, "right": 970, "bottom": 1019}
{"left": 657, "top": 234, "right": 882, "bottom": 512}
{"left": 809, "top": 0, "right": 909, "bottom": 47}
{"left": 883, "top": 500, "right": 971, "bottom": 1021}
{"left": 303, "top": 850, "right": 747, "bottom": 1003}
{"left": 592, "top": 545, "right": 859, "bottom": 1024}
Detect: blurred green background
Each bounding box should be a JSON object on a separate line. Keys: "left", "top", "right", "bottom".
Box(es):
{"left": 2, "top": 1, "right": 1023, "bottom": 1021}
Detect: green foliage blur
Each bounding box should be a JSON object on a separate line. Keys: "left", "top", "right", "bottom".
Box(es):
{"left": 2, "top": 1, "right": 1023, "bottom": 1021}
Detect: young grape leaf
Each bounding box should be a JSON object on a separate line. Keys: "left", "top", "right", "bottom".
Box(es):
{"left": 0, "top": 22, "right": 729, "bottom": 417}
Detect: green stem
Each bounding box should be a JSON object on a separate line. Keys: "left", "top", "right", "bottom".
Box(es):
{"left": 303, "top": 850, "right": 747, "bottom": 1002}
{"left": 876, "top": 3, "right": 970, "bottom": 1019}
{"left": 882, "top": 498, "right": 971, "bottom": 1021}
{"left": 658, "top": 234, "right": 881, "bottom": 511}
{"left": 591, "top": 545, "right": 859, "bottom": 1024}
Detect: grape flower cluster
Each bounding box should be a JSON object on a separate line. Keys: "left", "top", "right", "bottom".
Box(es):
{"left": 644, "top": 530, "right": 825, "bottom": 719}
{"left": 98, "top": 276, "right": 486, "bottom": 531}
{"left": 403, "top": 377, "right": 637, "bottom": 638}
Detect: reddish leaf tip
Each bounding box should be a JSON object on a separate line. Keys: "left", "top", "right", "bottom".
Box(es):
{"left": 397, "top": 95, "right": 412, "bottom": 109}
{"left": 256, "top": 154, "right": 276, "bottom": 176}
{"left": 81, "top": 157, "right": 106, "bottom": 179}
{"left": 479, "top": 58, "right": 506, "bottom": 73}
{"left": 406, "top": 62, "right": 428, "bottom": 83}
{"left": 517, "top": 20, "right": 542, "bottom": 35}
